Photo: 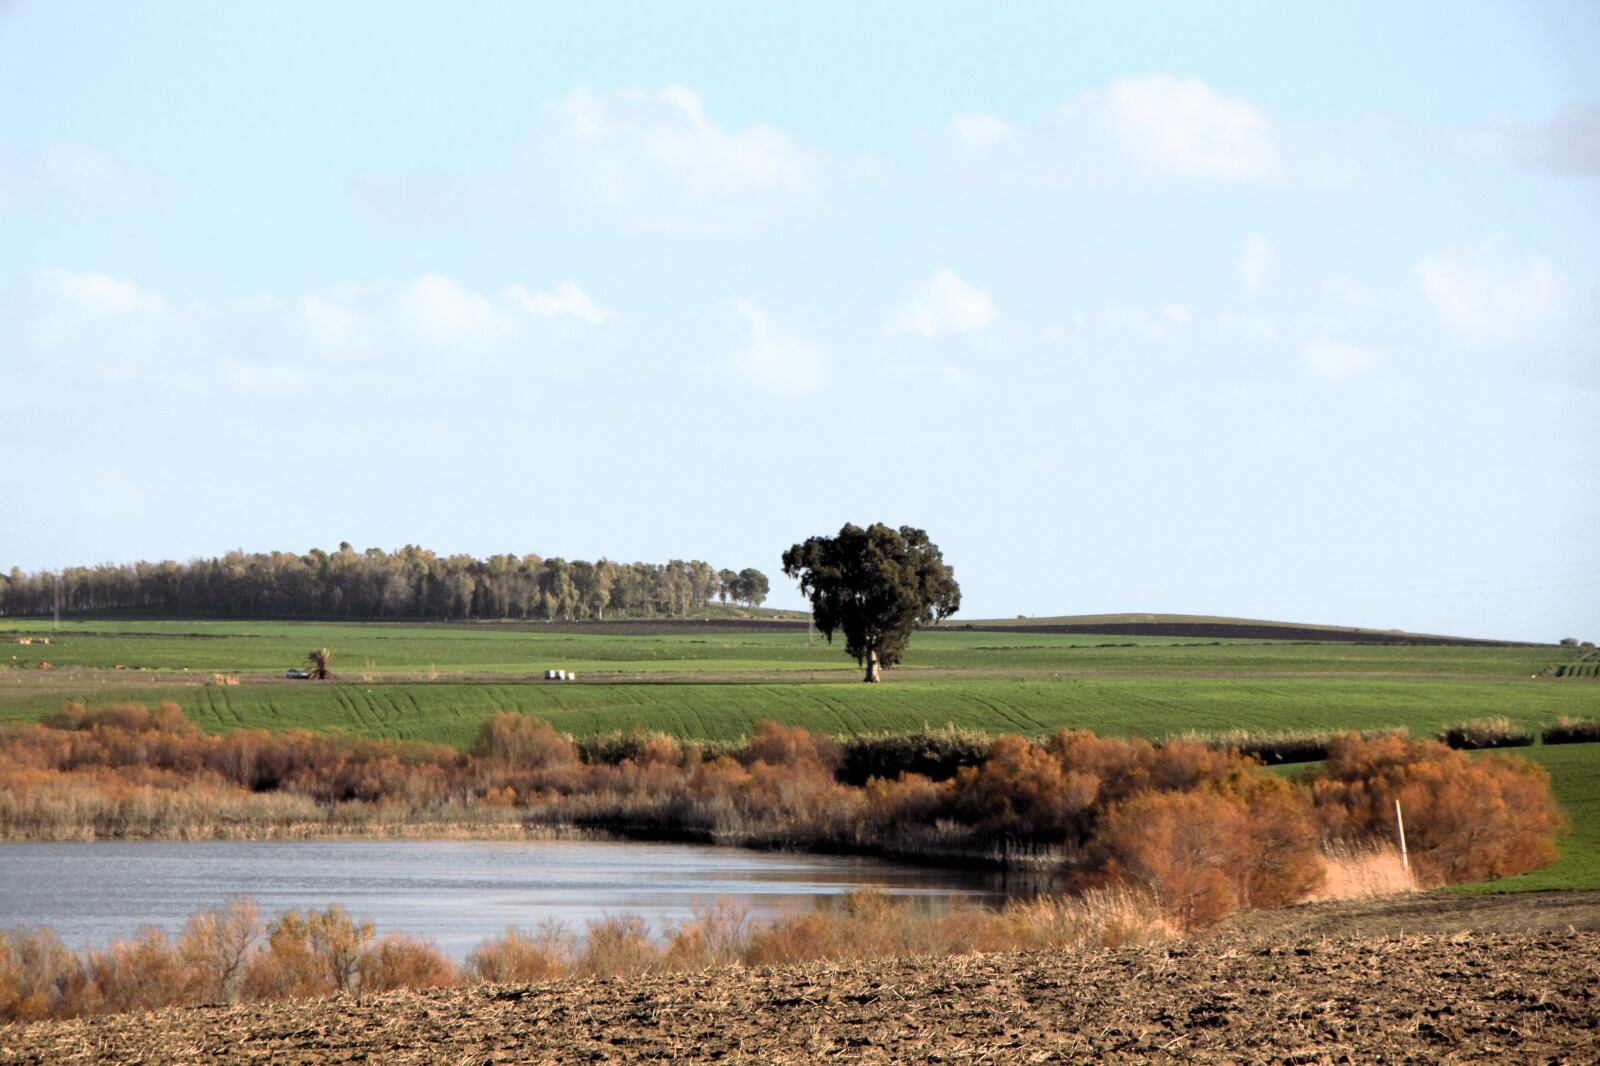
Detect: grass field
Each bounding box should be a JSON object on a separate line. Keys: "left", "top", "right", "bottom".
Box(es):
{"left": 2, "top": 615, "right": 1595, "bottom": 891}
{"left": 0, "top": 617, "right": 1574, "bottom": 678}
{"left": 4, "top": 676, "right": 1595, "bottom": 749}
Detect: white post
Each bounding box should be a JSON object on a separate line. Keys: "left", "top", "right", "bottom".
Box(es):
{"left": 1394, "top": 798, "right": 1410, "bottom": 872}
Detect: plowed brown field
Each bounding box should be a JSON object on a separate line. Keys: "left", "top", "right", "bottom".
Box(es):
{"left": 6, "top": 894, "right": 1598, "bottom": 1065}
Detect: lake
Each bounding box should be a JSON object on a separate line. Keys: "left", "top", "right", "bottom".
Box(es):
{"left": 0, "top": 839, "right": 1013, "bottom": 958}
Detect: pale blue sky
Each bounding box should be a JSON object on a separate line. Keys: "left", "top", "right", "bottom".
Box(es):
{"left": 3, "top": 2, "right": 1597, "bottom": 640}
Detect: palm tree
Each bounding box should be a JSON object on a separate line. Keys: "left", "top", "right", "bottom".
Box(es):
{"left": 305, "top": 647, "right": 333, "bottom": 681}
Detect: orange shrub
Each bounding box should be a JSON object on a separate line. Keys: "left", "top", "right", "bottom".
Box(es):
{"left": 1311, "top": 733, "right": 1564, "bottom": 885}
{"left": 465, "top": 924, "right": 575, "bottom": 984}
{"left": 470, "top": 714, "right": 578, "bottom": 770}
{"left": 951, "top": 735, "right": 1100, "bottom": 839}
{"left": 740, "top": 721, "right": 840, "bottom": 772}
{"left": 1094, "top": 791, "right": 1254, "bottom": 929}
{"left": 742, "top": 911, "right": 838, "bottom": 967}
{"left": 576, "top": 915, "right": 662, "bottom": 977}
{"left": 239, "top": 906, "right": 373, "bottom": 1000}
{"left": 0, "top": 928, "right": 85, "bottom": 1022}
{"left": 860, "top": 772, "right": 951, "bottom": 829}
{"left": 175, "top": 898, "right": 262, "bottom": 1004}
{"left": 357, "top": 935, "right": 456, "bottom": 991}
{"left": 1046, "top": 730, "right": 1251, "bottom": 806}
{"left": 1212, "top": 773, "right": 1324, "bottom": 908}
{"left": 663, "top": 899, "right": 752, "bottom": 970}
{"left": 81, "top": 928, "right": 190, "bottom": 1016}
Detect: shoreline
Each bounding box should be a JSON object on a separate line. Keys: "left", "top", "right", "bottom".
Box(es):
{"left": 7, "top": 905, "right": 1597, "bottom": 1064}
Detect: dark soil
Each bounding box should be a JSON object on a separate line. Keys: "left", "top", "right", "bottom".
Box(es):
{"left": 7, "top": 894, "right": 1598, "bottom": 1064}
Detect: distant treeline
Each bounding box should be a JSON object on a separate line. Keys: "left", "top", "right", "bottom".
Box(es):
{"left": 1, "top": 545, "right": 771, "bottom": 621}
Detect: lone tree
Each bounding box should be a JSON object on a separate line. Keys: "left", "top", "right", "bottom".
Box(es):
{"left": 782, "top": 523, "right": 960, "bottom": 682}
{"left": 305, "top": 647, "right": 333, "bottom": 681}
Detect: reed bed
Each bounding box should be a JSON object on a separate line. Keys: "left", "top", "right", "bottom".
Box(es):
{"left": 1435, "top": 716, "right": 1534, "bottom": 750}
{"left": 0, "top": 704, "right": 1562, "bottom": 927}
{"left": 1541, "top": 716, "right": 1600, "bottom": 745}
{"left": 0, "top": 889, "right": 1176, "bottom": 1023}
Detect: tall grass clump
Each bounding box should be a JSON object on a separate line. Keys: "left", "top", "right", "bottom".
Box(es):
{"left": 1435, "top": 716, "right": 1533, "bottom": 750}
{"left": 837, "top": 726, "right": 993, "bottom": 785}
{"left": 1303, "top": 843, "right": 1419, "bottom": 903}
{"left": 1189, "top": 729, "right": 1332, "bottom": 766}
{"left": 1541, "top": 717, "right": 1600, "bottom": 745}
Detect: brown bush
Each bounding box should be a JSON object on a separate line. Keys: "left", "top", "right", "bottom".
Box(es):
{"left": 470, "top": 714, "right": 578, "bottom": 769}
{"left": 740, "top": 911, "right": 839, "bottom": 967}
{"left": 175, "top": 898, "right": 262, "bottom": 1004}
{"left": 466, "top": 924, "right": 575, "bottom": 984}
{"left": 950, "top": 735, "right": 1099, "bottom": 840}
{"left": 357, "top": 935, "right": 456, "bottom": 991}
{"left": 240, "top": 906, "right": 374, "bottom": 1000}
{"left": 1212, "top": 773, "right": 1324, "bottom": 908}
{"left": 0, "top": 927, "right": 84, "bottom": 1022}
{"left": 576, "top": 915, "right": 662, "bottom": 977}
{"left": 1094, "top": 791, "right": 1254, "bottom": 929}
{"left": 81, "top": 928, "right": 190, "bottom": 1016}
{"left": 739, "top": 721, "right": 840, "bottom": 772}
{"left": 1311, "top": 733, "right": 1564, "bottom": 885}
{"left": 860, "top": 772, "right": 951, "bottom": 830}
{"left": 663, "top": 899, "right": 752, "bottom": 970}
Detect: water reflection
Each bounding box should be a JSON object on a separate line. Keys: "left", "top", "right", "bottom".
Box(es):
{"left": 0, "top": 840, "right": 1014, "bottom": 958}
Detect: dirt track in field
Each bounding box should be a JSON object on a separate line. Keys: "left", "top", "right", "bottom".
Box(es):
{"left": 6, "top": 893, "right": 1598, "bottom": 1065}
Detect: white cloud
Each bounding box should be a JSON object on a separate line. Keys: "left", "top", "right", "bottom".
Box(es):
{"left": 891, "top": 270, "right": 998, "bottom": 338}
{"left": 1103, "top": 303, "right": 1189, "bottom": 342}
{"left": 525, "top": 85, "right": 827, "bottom": 234}
{"left": 507, "top": 281, "right": 610, "bottom": 325}
{"left": 1219, "top": 310, "right": 1278, "bottom": 341}
{"left": 36, "top": 266, "right": 165, "bottom": 320}
{"left": 30, "top": 267, "right": 174, "bottom": 351}
{"left": 1302, "top": 336, "right": 1376, "bottom": 380}
{"left": 1415, "top": 234, "right": 1566, "bottom": 344}
{"left": 949, "top": 75, "right": 1277, "bottom": 186}
{"left": 1474, "top": 102, "right": 1600, "bottom": 175}
{"left": 722, "top": 301, "right": 825, "bottom": 396}
{"left": 37, "top": 142, "right": 137, "bottom": 210}
{"left": 30, "top": 268, "right": 611, "bottom": 381}
{"left": 1237, "top": 233, "right": 1273, "bottom": 294}
{"left": 1321, "top": 275, "right": 1382, "bottom": 310}
{"left": 395, "top": 273, "right": 513, "bottom": 348}
{"left": 293, "top": 288, "right": 383, "bottom": 355}
{"left": 1062, "top": 75, "right": 1276, "bottom": 182}
{"left": 945, "top": 112, "right": 1022, "bottom": 152}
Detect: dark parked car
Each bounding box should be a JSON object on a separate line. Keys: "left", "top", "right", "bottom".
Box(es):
{"left": 284, "top": 668, "right": 309, "bottom": 679}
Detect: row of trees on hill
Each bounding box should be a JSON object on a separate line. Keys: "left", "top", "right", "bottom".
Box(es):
{"left": 0, "top": 546, "right": 769, "bottom": 621}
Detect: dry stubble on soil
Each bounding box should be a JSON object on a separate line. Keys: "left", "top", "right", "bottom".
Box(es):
{"left": 6, "top": 922, "right": 1598, "bottom": 1064}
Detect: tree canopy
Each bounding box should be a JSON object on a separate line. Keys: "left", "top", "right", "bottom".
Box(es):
{"left": 781, "top": 523, "right": 960, "bottom": 682}
{"left": 1, "top": 548, "right": 768, "bottom": 623}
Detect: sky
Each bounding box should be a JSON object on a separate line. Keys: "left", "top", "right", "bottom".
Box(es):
{"left": 2, "top": 2, "right": 1597, "bottom": 642}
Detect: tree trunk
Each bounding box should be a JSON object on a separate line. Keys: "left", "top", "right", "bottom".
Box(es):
{"left": 863, "top": 648, "right": 881, "bottom": 683}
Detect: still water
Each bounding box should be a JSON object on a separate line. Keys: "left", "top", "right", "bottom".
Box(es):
{"left": 0, "top": 840, "right": 1010, "bottom": 958}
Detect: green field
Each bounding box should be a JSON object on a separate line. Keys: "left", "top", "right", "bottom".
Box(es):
{"left": 4, "top": 676, "right": 1595, "bottom": 749}
{"left": 0, "top": 617, "right": 1573, "bottom": 678}
{"left": 2, "top": 616, "right": 1595, "bottom": 891}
